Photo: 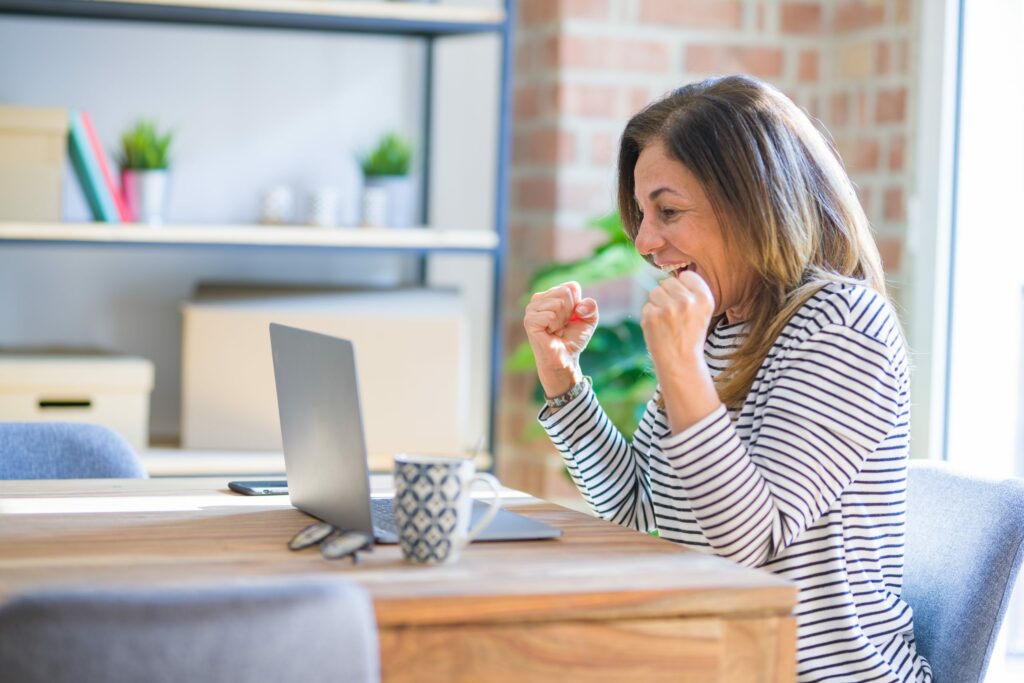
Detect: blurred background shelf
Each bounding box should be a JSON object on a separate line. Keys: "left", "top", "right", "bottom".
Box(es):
{"left": 0, "top": 221, "right": 500, "bottom": 253}
{"left": 0, "top": 0, "right": 506, "bottom": 35}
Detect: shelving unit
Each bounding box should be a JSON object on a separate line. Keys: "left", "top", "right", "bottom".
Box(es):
{"left": 0, "top": 0, "right": 516, "bottom": 461}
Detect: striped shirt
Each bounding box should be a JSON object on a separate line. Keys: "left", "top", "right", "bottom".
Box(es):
{"left": 540, "top": 282, "right": 931, "bottom": 682}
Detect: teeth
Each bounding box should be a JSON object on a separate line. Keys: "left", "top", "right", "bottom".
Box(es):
{"left": 660, "top": 263, "right": 690, "bottom": 274}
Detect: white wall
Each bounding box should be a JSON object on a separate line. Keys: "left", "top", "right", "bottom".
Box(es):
{"left": 0, "top": 14, "right": 498, "bottom": 445}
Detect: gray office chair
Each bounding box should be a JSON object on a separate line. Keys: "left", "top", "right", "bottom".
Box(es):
{"left": 0, "top": 422, "right": 146, "bottom": 479}
{"left": 904, "top": 460, "right": 1024, "bottom": 682}
{"left": 0, "top": 577, "right": 380, "bottom": 683}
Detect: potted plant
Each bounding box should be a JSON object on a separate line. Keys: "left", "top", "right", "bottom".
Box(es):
{"left": 506, "top": 212, "right": 658, "bottom": 438}
{"left": 359, "top": 132, "right": 414, "bottom": 228}
{"left": 117, "top": 120, "right": 173, "bottom": 224}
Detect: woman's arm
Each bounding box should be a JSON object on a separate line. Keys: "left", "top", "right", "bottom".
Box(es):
{"left": 661, "top": 322, "right": 904, "bottom": 567}
{"left": 540, "top": 386, "right": 658, "bottom": 532}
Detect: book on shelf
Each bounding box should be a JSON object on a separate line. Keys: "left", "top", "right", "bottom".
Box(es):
{"left": 67, "top": 109, "right": 121, "bottom": 224}
{"left": 79, "top": 110, "right": 131, "bottom": 222}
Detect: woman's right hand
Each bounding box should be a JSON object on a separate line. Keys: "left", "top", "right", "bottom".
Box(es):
{"left": 523, "top": 281, "right": 599, "bottom": 398}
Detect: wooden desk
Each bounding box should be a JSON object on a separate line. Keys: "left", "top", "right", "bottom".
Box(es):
{"left": 0, "top": 477, "right": 797, "bottom": 682}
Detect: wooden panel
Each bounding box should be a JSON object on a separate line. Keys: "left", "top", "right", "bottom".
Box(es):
{"left": 0, "top": 479, "right": 795, "bottom": 627}
{"left": 379, "top": 616, "right": 795, "bottom": 683}
{"left": 0, "top": 478, "right": 797, "bottom": 679}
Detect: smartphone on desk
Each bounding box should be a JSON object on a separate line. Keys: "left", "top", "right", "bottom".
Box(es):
{"left": 228, "top": 480, "right": 288, "bottom": 496}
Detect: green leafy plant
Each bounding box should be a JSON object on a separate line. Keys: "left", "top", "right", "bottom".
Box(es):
{"left": 117, "top": 120, "right": 173, "bottom": 170}
{"left": 506, "top": 212, "right": 657, "bottom": 438}
{"left": 360, "top": 132, "right": 412, "bottom": 177}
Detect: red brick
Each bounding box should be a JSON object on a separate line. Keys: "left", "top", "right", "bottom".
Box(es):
{"left": 514, "top": 86, "right": 540, "bottom": 121}
{"left": 856, "top": 185, "right": 873, "bottom": 218}
{"left": 521, "top": 0, "right": 608, "bottom": 25}
{"left": 556, "top": 83, "right": 620, "bottom": 118}
{"left": 876, "top": 88, "right": 907, "bottom": 123}
{"left": 875, "top": 235, "right": 903, "bottom": 272}
{"left": 830, "top": 93, "right": 850, "bottom": 127}
{"left": 519, "top": 0, "right": 558, "bottom": 26}
{"left": 798, "top": 50, "right": 819, "bottom": 82}
{"left": 552, "top": 35, "right": 672, "bottom": 73}
{"left": 508, "top": 222, "right": 555, "bottom": 265}
{"left": 559, "top": 0, "right": 609, "bottom": 20}
{"left": 627, "top": 86, "right": 653, "bottom": 116}
{"left": 839, "top": 137, "right": 880, "bottom": 172}
{"left": 854, "top": 91, "right": 870, "bottom": 125}
{"left": 883, "top": 186, "right": 904, "bottom": 222}
{"left": 896, "top": 0, "right": 912, "bottom": 24}
{"left": 590, "top": 130, "right": 617, "bottom": 166}
{"left": 805, "top": 95, "right": 822, "bottom": 120}
{"left": 527, "top": 128, "right": 576, "bottom": 164}
{"left": 896, "top": 39, "right": 910, "bottom": 73}
{"left": 875, "top": 41, "right": 891, "bottom": 75}
{"left": 515, "top": 177, "right": 558, "bottom": 211}
{"left": 781, "top": 2, "right": 822, "bottom": 34}
{"left": 888, "top": 134, "right": 906, "bottom": 172}
{"left": 834, "top": 0, "right": 885, "bottom": 32}
{"left": 639, "top": 0, "right": 743, "bottom": 29}
{"left": 685, "top": 45, "right": 785, "bottom": 78}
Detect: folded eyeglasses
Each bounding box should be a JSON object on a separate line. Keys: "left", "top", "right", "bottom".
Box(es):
{"left": 288, "top": 522, "right": 373, "bottom": 562}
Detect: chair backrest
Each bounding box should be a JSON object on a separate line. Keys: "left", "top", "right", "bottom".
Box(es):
{"left": 904, "top": 460, "right": 1024, "bottom": 682}
{"left": 0, "top": 422, "right": 146, "bottom": 479}
{"left": 0, "top": 577, "right": 380, "bottom": 683}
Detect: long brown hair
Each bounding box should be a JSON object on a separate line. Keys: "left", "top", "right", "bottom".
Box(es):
{"left": 618, "top": 75, "right": 890, "bottom": 409}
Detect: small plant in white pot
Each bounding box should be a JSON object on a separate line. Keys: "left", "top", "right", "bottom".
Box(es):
{"left": 360, "top": 132, "right": 414, "bottom": 228}
{"left": 118, "top": 120, "right": 173, "bottom": 225}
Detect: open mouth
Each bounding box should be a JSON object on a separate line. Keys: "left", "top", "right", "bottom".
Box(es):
{"left": 659, "top": 262, "right": 693, "bottom": 277}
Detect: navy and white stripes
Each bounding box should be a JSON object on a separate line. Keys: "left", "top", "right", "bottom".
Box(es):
{"left": 540, "top": 282, "right": 931, "bottom": 682}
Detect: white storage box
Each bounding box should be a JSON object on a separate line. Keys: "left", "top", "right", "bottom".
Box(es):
{"left": 181, "top": 286, "right": 469, "bottom": 463}
{"left": 0, "top": 350, "right": 154, "bottom": 451}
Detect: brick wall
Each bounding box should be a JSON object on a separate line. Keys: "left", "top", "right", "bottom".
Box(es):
{"left": 500, "top": 0, "right": 917, "bottom": 496}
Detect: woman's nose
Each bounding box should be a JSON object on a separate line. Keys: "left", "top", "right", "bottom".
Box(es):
{"left": 633, "top": 215, "right": 663, "bottom": 256}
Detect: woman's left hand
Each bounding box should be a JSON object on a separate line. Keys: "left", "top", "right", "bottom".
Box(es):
{"left": 641, "top": 271, "right": 715, "bottom": 373}
{"left": 641, "top": 271, "right": 722, "bottom": 431}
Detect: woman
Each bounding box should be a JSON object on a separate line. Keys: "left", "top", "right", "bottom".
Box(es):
{"left": 523, "top": 76, "right": 930, "bottom": 682}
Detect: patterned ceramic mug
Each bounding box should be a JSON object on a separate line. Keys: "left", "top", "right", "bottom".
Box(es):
{"left": 392, "top": 454, "right": 502, "bottom": 565}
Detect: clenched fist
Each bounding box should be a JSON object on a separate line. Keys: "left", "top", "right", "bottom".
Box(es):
{"left": 523, "top": 281, "right": 599, "bottom": 398}
{"left": 640, "top": 271, "right": 723, "bottom": 432}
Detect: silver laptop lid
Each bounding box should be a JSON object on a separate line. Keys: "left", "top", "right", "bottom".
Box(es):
{"left": 269, "top": 323, "right": 374, "bottom": 538}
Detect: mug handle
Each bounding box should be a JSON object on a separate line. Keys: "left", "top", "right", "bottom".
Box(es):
{"left": 462, "top": 473, "right": 503, "bottom": 546}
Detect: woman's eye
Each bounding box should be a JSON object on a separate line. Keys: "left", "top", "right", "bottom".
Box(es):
{"left": 659, "top": 208, "right": 678, "bottom": 220}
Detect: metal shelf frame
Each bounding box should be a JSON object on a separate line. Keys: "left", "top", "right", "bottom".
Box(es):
{"left": 0, "top": 0, "right": 516, "bottom": 462}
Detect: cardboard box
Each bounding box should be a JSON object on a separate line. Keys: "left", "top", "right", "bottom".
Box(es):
{"left": 0, "top": 106, "right": 67, "bottom": 221}
{"left": 0, "top": 350, "right": 154, "bottom": 451}
{"left": 181, "top": 285, "right": 468, "bottom": 461}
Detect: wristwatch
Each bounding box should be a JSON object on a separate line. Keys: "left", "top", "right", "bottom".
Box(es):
{"left": 545, "top": 376, "right": 592, "bottom": 410}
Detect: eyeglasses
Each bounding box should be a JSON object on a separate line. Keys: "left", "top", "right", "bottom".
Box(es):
{"left": 288, "top": 522, "right": 372, "bottom": 563}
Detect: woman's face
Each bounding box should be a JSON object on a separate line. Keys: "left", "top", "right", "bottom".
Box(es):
{"left": 632, "top": 139, "right": 757, "bottom": 323}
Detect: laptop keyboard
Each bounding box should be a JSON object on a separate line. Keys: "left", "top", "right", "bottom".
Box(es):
{"left": 371, "top": 498, "right": 397, "bottom": 537}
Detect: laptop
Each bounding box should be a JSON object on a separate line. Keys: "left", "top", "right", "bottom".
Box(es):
{"left": 267, "top": 322, "right": 561, "bottom": 544}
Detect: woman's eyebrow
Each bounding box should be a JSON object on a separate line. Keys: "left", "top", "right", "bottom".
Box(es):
{"left": 649, "top": 187, "right": 684, "bottom": 200}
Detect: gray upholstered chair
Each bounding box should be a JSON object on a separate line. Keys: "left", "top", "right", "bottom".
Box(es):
{"left": 0, "top": 577, "right": 380, "bottom": 683}
{"left": 904, "top": 460, "right": 1024, "bottom": 682}
{"left": 0, "top": 422, "right": 146, "bottom": 479}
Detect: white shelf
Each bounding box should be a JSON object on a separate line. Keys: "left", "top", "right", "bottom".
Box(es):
{"left": 107, "top": 0, "right": 505, "bottom": 24}
{"left": 0, "top": 0, "right": 506, "bottom": 35}
{"left": 0, "top": 221, "right": 499, "bottom": 252}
